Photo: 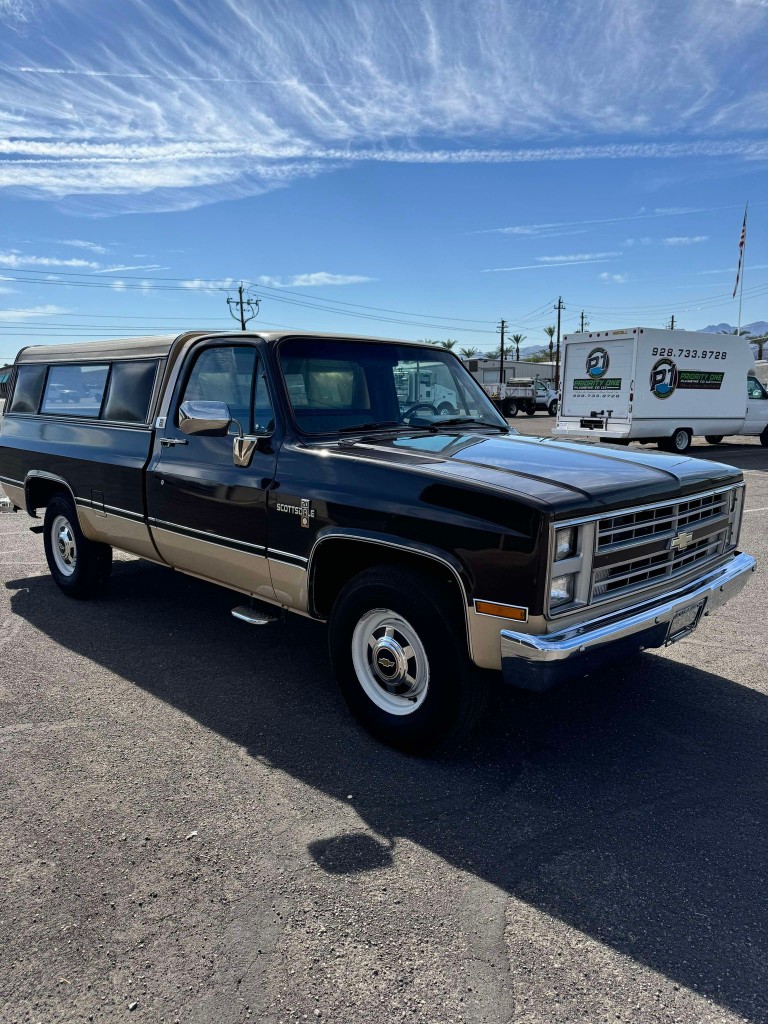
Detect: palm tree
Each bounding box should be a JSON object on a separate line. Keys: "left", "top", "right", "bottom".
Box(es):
{"left": 752, "top": 334, "right": 767, "bottom": 359}
{"left": 543, "top": 325, "right": 556, "bottom": 362}
{"left": 510, "top": 333, "right": 526, "bottom": 361}
{"left": 439, "top": 339, "right": 457, "bottom": 350}
{"left": 484, "top": 346, "right": 501, "bottom": 360}
{"left": 459, "top": 347, "right": 480, "bottom": 359}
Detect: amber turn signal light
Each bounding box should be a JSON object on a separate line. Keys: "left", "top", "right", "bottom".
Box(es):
{"left": 475, "top": 601, "right": 527, "bottom": 621}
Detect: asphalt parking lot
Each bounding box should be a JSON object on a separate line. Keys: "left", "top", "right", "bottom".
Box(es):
{"left": 1, "top": 418, "right": 766, "bottom": 1024}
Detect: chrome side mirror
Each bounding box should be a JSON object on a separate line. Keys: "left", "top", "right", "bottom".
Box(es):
{"left": 179, "top": 400, "right": 231, "bottom": 436}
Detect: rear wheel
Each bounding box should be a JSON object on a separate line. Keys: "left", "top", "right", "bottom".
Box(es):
{"left": 525, "top": 405, "right": 536, "bottom": 416}
{"left": 659, "top": 428, "right": 691, "bottom": 453}
{"left": 328, "top": 566, "right": 487, "bottom": 754}
{"left": 705, "top": 435, "right": 724, "bottom": 445}
{"left": 43, "top": 494, "right": 112, "bottom": 598}
{"left": 502, "top": 399, "right": 518, "bottom": 418}
{"left": 761, "top": 426, "right": 768, "bottom": 448}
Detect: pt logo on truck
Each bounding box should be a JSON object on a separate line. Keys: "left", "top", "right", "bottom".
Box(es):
{"left": 650, "top": 358, "right": 725, "bottom": 400}
{"left": 650, "top": 357, "right": 678, "bottom": 400}
{"left": 586, "top": 347, "right": 610, "bottom": 378}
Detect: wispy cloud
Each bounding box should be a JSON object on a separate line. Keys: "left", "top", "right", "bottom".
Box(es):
{"left": 599, "top": 272, "right": 629, "bottom": 283}
{"left": 0, "top": 252, "right": 101, "bottom": 269}
{"left": 536, "top": 252, "right": 620, "bottom": 264}
{"left": 257, "top": 272, "right": 374, "bottom": 287}
{"left": 181, "top": 278, "right": 235, "bottom": 292}
{"left": 0, "top": 304, "right": 68, "bottom": 321}
{"left": 485, "top": 205, "right": 742, "bottom": 238}
{"left": 93, "top": 264, "right": 168, "bottom": 274}
{"left": 57, "top": 238, "right": 109, "bottom": 254}
{"left": 663, "top": 235, "right": 709, "bottom": 245}
{"left": 0, "top": 0, "right": 766, "bottom": 211}
{"left": 483, "top": 259, "right": 614, "bottom": 273}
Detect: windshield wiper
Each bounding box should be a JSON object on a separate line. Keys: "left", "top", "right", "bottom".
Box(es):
{"left": 430, "top": 417, "right": 509, "bottom": 431}
{"left": 338, "top": 420, "right": 403, "bottom": 433}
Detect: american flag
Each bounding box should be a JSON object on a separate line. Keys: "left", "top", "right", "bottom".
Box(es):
{"left": 733, "top": 204, "right": 748, "bottom": 298}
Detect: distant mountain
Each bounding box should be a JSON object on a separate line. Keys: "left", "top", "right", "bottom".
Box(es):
{"left": 699, "top": 321, "right": 768, "bottom": 336}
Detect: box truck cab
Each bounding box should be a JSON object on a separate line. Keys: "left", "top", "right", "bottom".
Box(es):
{"left": 555, "top": 327, "right": 768, "bottom": 452}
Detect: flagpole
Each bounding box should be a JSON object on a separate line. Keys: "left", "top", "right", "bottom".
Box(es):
{"left": 737, "top": 202, "right": 748, "bottom": 337}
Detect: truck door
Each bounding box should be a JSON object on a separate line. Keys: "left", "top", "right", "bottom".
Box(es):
{"left": 146, "top": 338, "right": 278, "bottom": 600}
{"left": 744, "top": 373, "right": 768, "bottom": 435}
{"left": 561, "top": 339, "right": 633, "bottom": 421}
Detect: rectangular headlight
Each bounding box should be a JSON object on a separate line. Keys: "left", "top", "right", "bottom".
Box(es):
{"left": 550, "top": 574, "right": 575, "bottom": 608}
{"left": 554, "top": 526, "right": 576, "bottom": 560}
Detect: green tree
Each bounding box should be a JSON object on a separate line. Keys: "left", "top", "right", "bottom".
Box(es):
{"left": 543, "top": 325, "right": 556, "bottom": 362}
{"left": 418, "top": 338, "right": 458, "bottom": 350}
{"left": 510, "top": 333, "right": 526, "bottom": 361}
{"left": 752, "top": 334, "right": 767, "bottom": 359}
{"left": 484, "top": 346, "right": 501, "bottom": 360}
{"left": 459, "top": 347, "right": 481, "bottom": 359}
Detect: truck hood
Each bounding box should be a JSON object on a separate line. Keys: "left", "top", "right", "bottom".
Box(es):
{"left": 333, "top": 430, "right": 742, "bottom": 516}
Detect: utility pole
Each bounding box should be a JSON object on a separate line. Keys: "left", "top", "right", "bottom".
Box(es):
{"left": 666, "top": 314, "right": 676, "bottom": 330}
{"left": 554, "top": 297, "right": 564, "bottom": 390}
{"left": 579, "top": 310, "right": 589, "bottom": 332}
{"left": 498, "top": 318, "right": 506, "bottom": 386}
{"left": 226, "top": 282, "right": 260, "bottom": 330}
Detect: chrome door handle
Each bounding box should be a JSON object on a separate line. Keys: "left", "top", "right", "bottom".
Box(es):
{"left": 160, "top": 437, "right": 188, "bottom": 447}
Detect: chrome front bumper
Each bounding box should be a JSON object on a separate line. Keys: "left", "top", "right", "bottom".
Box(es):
{"left": 500, "top": 552, "right": 756, "bottom": 691}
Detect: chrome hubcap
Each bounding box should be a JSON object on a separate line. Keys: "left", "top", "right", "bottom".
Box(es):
{"left": 51, "top": 514, "right": 77, "bottom": 577}
{"left": 351, "top": 609, "right": 429, "bottom": 716}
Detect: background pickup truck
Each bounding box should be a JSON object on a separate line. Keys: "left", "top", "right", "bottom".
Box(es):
{"left": 481, "top": 378, "right": 558, "bottom": 417}
{"left": 0, "top": 330, "right": 756, "bottom": 753}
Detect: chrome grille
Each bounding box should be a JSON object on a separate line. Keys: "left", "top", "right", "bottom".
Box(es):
{"left": 591, "top": 487, "right": 737, "bottom": 604}
{"left": 597, "top": 489, "right": 731, "bottom": 551}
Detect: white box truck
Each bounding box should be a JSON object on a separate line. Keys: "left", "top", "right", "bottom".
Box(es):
{"left": 555, "top": 327, "right": 768, "bottom": 452}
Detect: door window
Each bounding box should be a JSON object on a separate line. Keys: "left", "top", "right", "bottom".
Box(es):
{"left": 747, "top": 375, "right": 767, "bottom": 400}
{"left": 180, "top": 346, "right": 256, "bottom": 432}
{"left": 178, "top": 344, "right": 274, "bottom": 435}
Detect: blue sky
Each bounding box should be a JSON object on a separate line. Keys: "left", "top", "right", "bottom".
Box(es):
{"left": 1, "top": 0, "right": 767, "bottom": 361}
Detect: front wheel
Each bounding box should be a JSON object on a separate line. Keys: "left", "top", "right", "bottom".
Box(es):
{"left": 43, "top": 494, "right": 112, "bottom": 598}
{"left": 548, "top": 400, "right": 558, "bottom": 417}
{"left": 328, "top": 567, "right": 487, "bottom": 753}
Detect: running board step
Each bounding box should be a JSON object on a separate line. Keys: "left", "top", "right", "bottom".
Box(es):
{"left": 231, "top": 605, "right": 278, "bottom": 626}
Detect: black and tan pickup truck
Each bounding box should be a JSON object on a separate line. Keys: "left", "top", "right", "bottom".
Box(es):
{"left": 0, "top": 331, "right": 756, "bottom": 751}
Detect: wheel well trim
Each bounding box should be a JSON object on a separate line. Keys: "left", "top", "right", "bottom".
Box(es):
{"left": 24, "top": 471, "right": 79, "bottom": 519}
{"left": 307, "top": 529, "right": 474, "bottom": 660}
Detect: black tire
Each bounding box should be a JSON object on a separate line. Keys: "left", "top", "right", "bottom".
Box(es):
{"left": 659, "top": 428, "right": 691, "bottom": 453}
{"left": 548, "top": 400, "right": 558, "bottom": 417}
{"left": 437, "top": 402, "right": 457, "bottom": 416}
{"left": 328, "top": 566, "right": 487, "bottom": 754}
{"left": 705, "top": 435, "right": 724, "bottom": 445}
{"left": 503, "top": 399, "right": 518, "bottom": 418}
{"left": 43, "top": 494, "right": 112, "bottom": 598}
{"left": 525, "top": 406, "right": 536, "bottom": 416}
{"left": 761, "top": 426, "right": 768, "bottom": 448}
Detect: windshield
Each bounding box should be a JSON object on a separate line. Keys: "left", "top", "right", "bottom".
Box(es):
{"left": 278, "top": 338, "right": 508, "bottom": 435}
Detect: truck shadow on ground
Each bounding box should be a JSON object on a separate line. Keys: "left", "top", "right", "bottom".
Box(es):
{"left": 7, "top": 562, "right": 768, "bottom": 1022}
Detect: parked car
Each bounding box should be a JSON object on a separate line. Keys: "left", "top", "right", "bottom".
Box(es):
{"left": 0, "top": 331, "right": 756, "bottom": 753}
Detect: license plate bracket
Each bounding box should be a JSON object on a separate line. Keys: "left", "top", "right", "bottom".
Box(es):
{"left": 665, "top": 599, "right": 706, "bottom": 645}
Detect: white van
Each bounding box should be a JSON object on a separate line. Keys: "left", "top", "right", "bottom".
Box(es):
{"left": 555, "top": 327, "right": 768, "bottom": 452}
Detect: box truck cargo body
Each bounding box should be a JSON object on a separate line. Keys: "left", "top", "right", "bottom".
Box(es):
{"left": 555, "top": 327, "right": 768, "bottom": 451}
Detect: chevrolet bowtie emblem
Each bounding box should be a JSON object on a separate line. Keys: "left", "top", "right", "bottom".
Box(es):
{"left": 670, "top": 530, "right": 694, "bottom": 552}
